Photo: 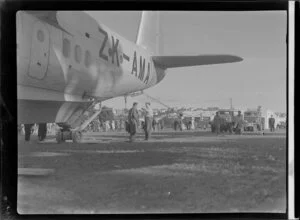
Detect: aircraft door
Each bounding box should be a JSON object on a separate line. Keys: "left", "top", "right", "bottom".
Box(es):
{"left": 28, "top": 21, "right": 50, "bottom": 80}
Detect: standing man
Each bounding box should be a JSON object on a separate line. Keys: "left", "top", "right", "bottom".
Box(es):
{"left": 234, "top": 111, "right": 244, "bottom": 134}
{"left": 179, "top": 113, "right": 184, "bottom": 131}
{"left": 154, "top": 118, "right": 159, "bottom": 131}
{"left": 24, "top": 123, "right": 34, "bottom": 141}
{"left": 142, "top": 102, "right": 153, "bottom": 140}
{"left": 185, "top": 121, "right": 189, "bottom": 130}
{"left": 228, "top": 113, "right": 234, "bottom": 134}
{"left": 269, "top": 115, "right": 275, "bottom": 132}
{"left": 115, "top": 120, "right": 119, "bottom": 131}
{"left": 152, "top": 118, "right": 156, "bottom": 131}
{"left": 174, "top": 120, "right": 178, "bottom": 131}
{"left": 111, "top": 120, "right": 115, "bottom": 131}
{"left": 188, "top": 121, "right": 192, "bottom": 130}
{"left": 160, "top": 119, "right": 164, "bottom": 130}
{"left": 128, "top": 102, "right": 140, "bottom": 142}
{"left": 213, "top": 112, "right": 222, "bottom": 135}
{"left": 38, "top": 123, "right": 47, "bottom": 141}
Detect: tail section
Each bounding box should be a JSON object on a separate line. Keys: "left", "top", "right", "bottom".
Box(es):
{"left": 152, "top": 55, "right": 243, "bottom": 69}
{"left": 136, "top": 11, "right": 162, "bottom": 55}
{"left": 136, "top": 11, "right": 243, "bottom": 72}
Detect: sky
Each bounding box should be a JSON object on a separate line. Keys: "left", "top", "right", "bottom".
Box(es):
{"left": 86, "top": 11, "right": 287, "bottom": 112}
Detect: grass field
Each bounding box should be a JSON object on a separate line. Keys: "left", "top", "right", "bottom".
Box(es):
{"left": 18, "top": 130, "right": 286, "bottom": 214}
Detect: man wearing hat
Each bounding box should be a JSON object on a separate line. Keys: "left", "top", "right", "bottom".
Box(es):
{"left": 142, "top": 102, "right": 153, "bottom": 140}
{"left": 128, "top": 102, "right": 140, "bottom": 142}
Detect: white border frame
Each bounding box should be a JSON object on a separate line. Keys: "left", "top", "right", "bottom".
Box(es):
{"left": 288, "top": 1, "right": 295, "bottom": 219}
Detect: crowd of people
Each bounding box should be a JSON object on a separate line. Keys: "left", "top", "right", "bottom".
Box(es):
{"left": 86, "top": 119, "right": 125, "bottom": 132}
{"left": 19, "top": 103, "right": 280, "bottom": 142}
{"left": 212, "top": 111, "right": 244, "bottom": 135}
{"left": 19, "top": 119, "right": 127, "bottom": 141}
{"left": 126, "top": 102, "right": 152, "bottom": 142}
{"left": 125, "top": 102, "right": 168, "bottom": 142}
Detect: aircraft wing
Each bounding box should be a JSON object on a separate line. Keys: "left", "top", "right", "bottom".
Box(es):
{"left": 26, "top": 11, "right": 72, "bottom": 34}
{"left": 26, "top": 11, "right": 58, "bottom": 22}
{"left": 152, "top": 55, "right": 243, "bottom": 69}
{"left": 26, "top": 11, "right": 105, "bottom": 39}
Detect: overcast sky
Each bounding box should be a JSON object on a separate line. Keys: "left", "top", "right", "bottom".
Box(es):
{"left": 86, "top": 11, "right": 286, "bottom": 112}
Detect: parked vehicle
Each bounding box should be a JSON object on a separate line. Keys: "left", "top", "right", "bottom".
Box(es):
{"left": 276, "top": 121, "right": 286, "bottom": 129}
{"left": 243, "top": 110, "right": 265, "bottom": 131}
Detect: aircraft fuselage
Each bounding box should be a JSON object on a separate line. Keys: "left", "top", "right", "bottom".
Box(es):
{"left": 17, "top": 11, "right": 166, "bottom": 124}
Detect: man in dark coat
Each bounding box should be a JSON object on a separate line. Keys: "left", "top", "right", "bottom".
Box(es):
{"left": 213, "top": 112, "right": 222, "bottom": 135}
{"left": 152, "top": 118, "right": 156, "bottom": 131}
{"left": 174, "top": 120, "right": 178, "bottom": 131}
{"left": 24, "top": 123, "right": 34, "bottom": 141}
{"left": 38, "top": 123, "right": 47, "bottom": 141}
{"left": 128, "top": 102, "right": 139, "bottom": 142}
{"left": 234, "top": 111, "right": 244, "bottom": 134}
{"left": 269, "top": 115, "right": 275, "bottom": 132}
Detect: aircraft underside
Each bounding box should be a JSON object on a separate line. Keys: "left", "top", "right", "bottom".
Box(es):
{"left": 18, "top": 99, "right": 93, "bottom": 125}
{"left": 17, "top": 83, "right": 103, "bottom": 124}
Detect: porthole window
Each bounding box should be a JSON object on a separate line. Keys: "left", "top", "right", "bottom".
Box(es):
{"left": 84, "top": 50, "right": 91, "bottom": 67}
{"left": 62, "top": 38, "right": 71, "bottom": 58}
{"left": 74, "top": 45, "right": 82, "bottom": 63}
{"left": 37, "top": 30, "right": 44, "bottom": 42}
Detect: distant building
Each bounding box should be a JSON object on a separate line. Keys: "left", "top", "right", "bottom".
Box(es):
{"left": 202, "top": 109, "right": 218, "bottom": 121}
{"left": 167, "top": 113, "right": 178, "bottom": 118}
{"left": 207, "top": 107, "right": 219, "bottom": 111}
{"left": 114, "top": 109, "right": 127, "bottom": 116}
{"left": 275, "top": 112, "right": 286, "bottom": 118}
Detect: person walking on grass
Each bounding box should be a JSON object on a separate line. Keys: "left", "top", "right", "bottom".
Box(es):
{"left": 128, "top": 102, "right": 140, "bottom": 142}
